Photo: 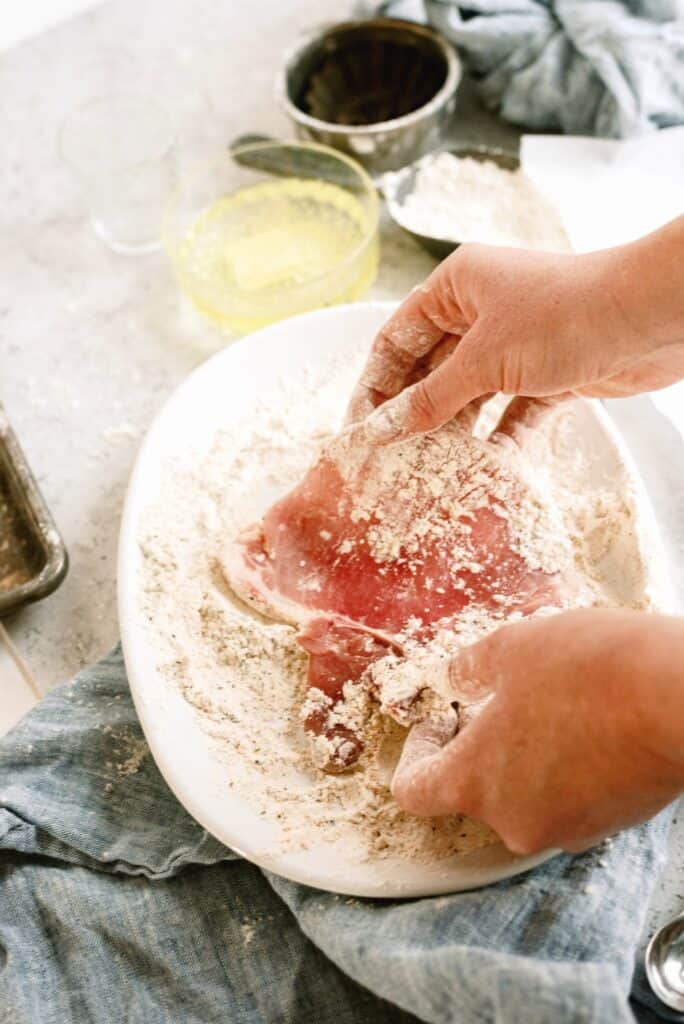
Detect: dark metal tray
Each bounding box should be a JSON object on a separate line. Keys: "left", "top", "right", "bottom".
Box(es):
{"left": 0, "top": 405, "right": 68, "bottom": 617}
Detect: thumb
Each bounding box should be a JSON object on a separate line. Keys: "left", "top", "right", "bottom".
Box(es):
{"left": 391, "top": 715, "right": 463, "bottom": 817}
{"left": 446, "top": 623, "right": 520, "bottom": 700}
{"left": 361, "top": 333, "right": 484, "bottom": 445}
{"left": 391, "top": 627, "right": 520, "bottom": 816}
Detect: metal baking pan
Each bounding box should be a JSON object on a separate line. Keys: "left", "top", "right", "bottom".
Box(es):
{"left": 0, "top": 404, "right": 68, "bottom": 616}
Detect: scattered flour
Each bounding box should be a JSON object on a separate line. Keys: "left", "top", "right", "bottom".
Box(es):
{"left": 328, "top": 414, "right": 574, "bottom": 576}
{"left": 115, "top": 738, "right": 149, "bottom": 778}
{"left": 385, "top": 152, "right": 571, "bottom": 251}
{"left": 139, "top": 343, "right": 653, "bottom": 865}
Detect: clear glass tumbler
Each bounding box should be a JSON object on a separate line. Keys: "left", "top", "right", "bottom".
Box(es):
{"left": 58, "top": 94, "right": 176, "bottom": 254}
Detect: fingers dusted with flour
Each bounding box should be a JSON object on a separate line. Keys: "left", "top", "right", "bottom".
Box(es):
{"left": 345, "top": 258, "right": 471, "bottom": 425}
{"left": 346, "top": 243, "right": 579, "bottom": 444}
{"left": 355, "top": 388, "right": 564, "bottom": 452}
{"left": 488, "top": 395, "right": 571, "bottom": 447}
{"left": 390, "top": 627, "right": 513, "bottom": 822}
{"left": 391, "top": 716, "right": 463, "bottom": 818}
{"left": 393, "top": 610, "right": 684, "bottom": 855}
{"left": 390, "top": 649, "right": 497, "bottom": 818}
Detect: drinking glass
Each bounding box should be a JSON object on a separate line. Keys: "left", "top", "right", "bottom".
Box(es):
{"left": 58, "top": 94, "right": 177, "bottom": 254}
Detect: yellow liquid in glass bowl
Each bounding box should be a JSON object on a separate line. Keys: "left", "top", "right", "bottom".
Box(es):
{"left": 172, "top": 177, "right": 379, "bottom": 333}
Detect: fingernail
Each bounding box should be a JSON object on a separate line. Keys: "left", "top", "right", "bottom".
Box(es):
{"left": 362, "top": 392, "right": 410, "bottom": 446}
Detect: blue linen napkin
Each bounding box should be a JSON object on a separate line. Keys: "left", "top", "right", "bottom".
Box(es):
{"left": 0, "top": 644, "right": 676, "bottom": 1023}
{"left": 418, "top": 0, "right": 684, "bottom": 138}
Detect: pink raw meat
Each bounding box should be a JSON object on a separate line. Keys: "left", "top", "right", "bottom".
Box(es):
{"left": 223, "top": 415, "right": 571, "bottom": 770}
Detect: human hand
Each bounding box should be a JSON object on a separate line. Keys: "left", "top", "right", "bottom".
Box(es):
{"left": 391, "top": 608, "right": 684, "bottom": 854}
{"left": 348, "top": 218, "right": 684, "bottom": 442}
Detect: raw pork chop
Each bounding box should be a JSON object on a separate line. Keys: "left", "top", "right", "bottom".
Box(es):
{"left": 223, "top": 414, "right": 574, "bottom": 770}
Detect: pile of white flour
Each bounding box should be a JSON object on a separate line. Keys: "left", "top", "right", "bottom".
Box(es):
{"left": 385, "top": 152, "right": 571, "bottom": 251}
{"left": 140, "top": 343, "right": 654, "bottom": 864}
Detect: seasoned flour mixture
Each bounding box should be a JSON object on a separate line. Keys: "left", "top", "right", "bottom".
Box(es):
{"left": 140, "top": 343, "right": 654, "bottom": 863}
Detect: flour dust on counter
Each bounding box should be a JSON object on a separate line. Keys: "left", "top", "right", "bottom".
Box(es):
{"left": 139, "top": 341, "right": 652, "bottom": 864}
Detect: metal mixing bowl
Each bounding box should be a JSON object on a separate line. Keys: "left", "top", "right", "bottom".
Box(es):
{"left": 276, "top": 18, "right": 462, "bottom": 176}
{"left": 383, "top": 144, "right": 520, "bottom": 259}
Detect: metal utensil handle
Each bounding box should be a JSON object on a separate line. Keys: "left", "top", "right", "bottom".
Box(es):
{"left": 228, "top": 134, "right": 366, "bottom": 190}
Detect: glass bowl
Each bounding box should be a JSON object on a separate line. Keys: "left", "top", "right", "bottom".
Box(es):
{"left": 163, "top": 140, "right": 379, "bottom": 333}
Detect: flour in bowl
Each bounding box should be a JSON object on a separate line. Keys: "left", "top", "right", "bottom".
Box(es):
{"left": 385, "top": 152, "right": 571, "bottom": 251}
{"left": 139, "top": 344, "right": 653, "bottom": 863}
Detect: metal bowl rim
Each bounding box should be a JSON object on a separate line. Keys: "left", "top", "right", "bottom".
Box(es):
{"left": 275, "top": 18, "right": 462, "bottom": 137}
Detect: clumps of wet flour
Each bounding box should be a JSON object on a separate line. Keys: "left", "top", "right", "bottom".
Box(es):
{"left": 140, "top": 348, "right": 654, "bottom": 864}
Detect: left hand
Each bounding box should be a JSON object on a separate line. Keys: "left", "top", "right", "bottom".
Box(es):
{"left": 391, "top": 608, "right": 684, "bottom": 854}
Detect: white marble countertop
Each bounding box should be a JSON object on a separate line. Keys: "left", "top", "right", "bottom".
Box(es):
{"left": 1, "top": 0, "right": 683, "bottom": 981}
{"left": 1, "top": 1, "right": 102, "bottom": 52}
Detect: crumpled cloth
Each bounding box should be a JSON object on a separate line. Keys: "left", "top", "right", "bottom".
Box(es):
{"left": 422, "top": 0, "right": 684, "bottom": 137}
{"left": 0, "top": 644, "right": 676, "bottom": 1023}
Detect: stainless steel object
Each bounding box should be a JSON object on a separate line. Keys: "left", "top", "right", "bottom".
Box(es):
{"left": 0, "top": 405, "right": 68, "bottom": 617}
{"left": 382, "top": 144, "right": 520, "bottom": 259}
{"left": 645, "top": 912, "right": 684, "bottom": 1011}
{"left": 228, "top": 132, "right": 364, "bottom": 189}
{"left": 276, "top": 18, "right": 461, "bottom": 176}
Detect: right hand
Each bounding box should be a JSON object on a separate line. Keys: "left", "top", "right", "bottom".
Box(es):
{"left": 347, "top": 218, "right": 684, "bottom": 443}
{"left": 390, "top": 608, "right": 684, "bottom": 854}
